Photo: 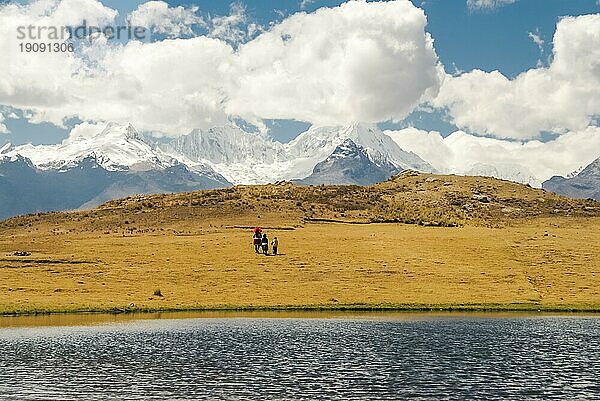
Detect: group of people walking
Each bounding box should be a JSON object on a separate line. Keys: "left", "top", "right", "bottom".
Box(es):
{"left": 253, "top": 227, "right": 278, "bottom": 255}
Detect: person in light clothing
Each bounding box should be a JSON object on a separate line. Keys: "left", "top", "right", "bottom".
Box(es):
{"left": 271, "top": 237, "right": 279, "bottom": 255}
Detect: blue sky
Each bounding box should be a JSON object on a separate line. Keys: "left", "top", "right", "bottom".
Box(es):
{"left": 1, "top": 0, "right": 599, "bottom": 145}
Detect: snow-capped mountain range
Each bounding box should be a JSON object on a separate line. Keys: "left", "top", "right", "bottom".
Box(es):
{"left": 2, "top": 121, "right": 433, "bottom": 184}
{"left": 2, "top": 121, "right": 598, "bottom": 219}
{"left": 0, "top": 121, "right": 433, "bottom": 218}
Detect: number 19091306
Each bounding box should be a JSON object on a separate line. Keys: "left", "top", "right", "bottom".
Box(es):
{"left": 19, "top": 42, "right": 74, "bottom": 53}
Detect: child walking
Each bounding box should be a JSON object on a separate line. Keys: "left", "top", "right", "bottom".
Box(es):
{"left": 271, "top": 237, "right": 279, "bottom": 255}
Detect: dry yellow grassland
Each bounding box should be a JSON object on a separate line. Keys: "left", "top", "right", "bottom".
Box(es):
{"left": 1, "top": 172, "right": 598, "bottom": 314}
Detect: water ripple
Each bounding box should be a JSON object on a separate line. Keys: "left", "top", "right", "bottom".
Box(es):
{"left": 0, "top": 316, "right": 599, "bottom": 400}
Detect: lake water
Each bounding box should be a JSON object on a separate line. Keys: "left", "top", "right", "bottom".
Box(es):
{"left": 0, "top": 312, "right": 599, "bottom": 400}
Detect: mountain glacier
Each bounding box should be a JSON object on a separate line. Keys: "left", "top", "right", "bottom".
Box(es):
{"left": 160, "top": 122, "right": 434, "bottom": 184}
{"left": 160, "top": 125, "right": 292, "bottom": 184}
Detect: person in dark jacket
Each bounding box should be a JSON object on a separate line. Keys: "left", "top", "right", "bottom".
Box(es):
{"left": 261, "top": 233, "right": 269, "bottom": 255}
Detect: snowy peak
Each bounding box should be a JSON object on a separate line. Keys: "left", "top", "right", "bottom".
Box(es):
{"left": 7, "top": 122, "right": 178, "bottom": 172}
{"left": 287, "top": 123, "right": 434, "bottom": 176}
{"left": 326, "top": 138, "right": 396, "bottom": 170}
{"left": 287, "top": 123, "right": 374, "bottom": 158}
{"left": 99, "top": 122, "right": 140, "bottom": 141}
{"left": 577, "top": 157, "right": 600, "bottom": 178}
{"left": 543, "top": 157, "right": 600, "bottom": 200}
{"left": 296, "top": 138, "right": 400, "bottom": 186}
{"left": 318, "top": 138, "right": 372, "bottom": 166}
{"left": 65, "top": 122, "right": 140, "bottom": 144}
{"left": 0, "top": 142, "right": 12, "bottom": 155}
{"left": 159, "top": 124, "right": 291, "bottom": 185}
{"left": 0, "top": 152, "right": 37, "bottom": 170}
{"left": 330, "top": 138, "right": 366, "bottom": 159}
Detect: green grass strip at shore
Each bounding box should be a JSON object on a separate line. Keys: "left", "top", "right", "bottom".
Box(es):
{"left": 3, "top": 302, "right": 600, "bottom": 317}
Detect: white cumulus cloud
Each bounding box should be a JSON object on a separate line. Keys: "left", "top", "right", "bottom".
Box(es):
{"left": 208, "top": 3, "right": 259, "bottom": 45}
{"left": 432, "top": 14, "right": 600, "bottom": 140}
{"left": 527, "top": 30, "right": 544, "bottom": 51}
{"left": 0, "top": 0, "right": 119, "bottom": 127}
{"left": 385, "top": 126, "right": 600, "bottom": 185}
{"left": 64, "top": 120, "right": 108, "bottom": 141}
{"left": 128, "top": 1, "right": 203, "bottom": 38}
{"left": 229, "top": 0, "right": 443, "bottom": 126}
{"left": 0, "top": 0, "right": 442, "bottom": 135}
{"left": 467, "top": 0, "right": 516, "bottom": 12}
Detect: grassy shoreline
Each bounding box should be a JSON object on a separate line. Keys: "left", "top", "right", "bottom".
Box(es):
{"left": 3, "top": 302, "right": 600, "bottom": 318}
